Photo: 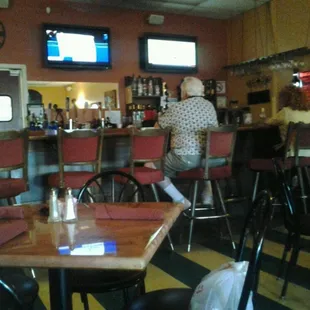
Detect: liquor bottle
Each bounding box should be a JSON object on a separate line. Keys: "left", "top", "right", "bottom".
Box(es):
{"left": 137, "top": 76, "right": 143, "bottom": 96}
{"left": 148, "top": 76, "right": 154, "bottom": 96}
{"left": 154, "top": 79, "right": 161, "bottom": 96}
{"left": 142, "top": 78, "right": 148, "bottom": 96}
{"left": 132, "top": 75, "right": 137, "bottom": 97}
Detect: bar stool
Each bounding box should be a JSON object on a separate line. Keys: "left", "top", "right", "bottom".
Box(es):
{"left": 250, "top": 122, "right": 310, "bottom": 213}
{"left": 249, "top": 125, "right": 288, "bottom": 202}
{"left": 48, "top": 128, "right": 104, "bottom": 191}
{"left": 0, "top": 129, "right": 29, "bottom": 205}
{"left": 176, "top": 126, "right": 237, "bottom": 252}
{"left": 118, "top": 127, "right": 175, "bottom": 250}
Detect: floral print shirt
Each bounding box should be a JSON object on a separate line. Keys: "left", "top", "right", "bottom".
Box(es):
{"left": 158, "top": 96, "right": 218, "bottom": 155}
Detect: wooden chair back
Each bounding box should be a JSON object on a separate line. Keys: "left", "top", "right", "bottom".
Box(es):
{"left": 57, "top": 128, "right": 104, "bottom": 187}
{"left": 129, "top": 128, "right": 170, "bottom": 174}
{"left": 204, "top": 125, "right": 237, "bottom": 179}
{"left": 0, "top": 129, "right": 29, "bottom": 187}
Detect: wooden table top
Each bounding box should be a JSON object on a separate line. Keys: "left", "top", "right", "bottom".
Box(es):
{"left": 0, "top": 202, "right": 182, "bottom": 270}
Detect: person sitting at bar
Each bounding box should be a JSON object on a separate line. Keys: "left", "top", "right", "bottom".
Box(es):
{"left": 266, "top": 85, "right": 310, "bottom": 155}
{"left": 146, "top": 76, "right": 219, "bottom": 209}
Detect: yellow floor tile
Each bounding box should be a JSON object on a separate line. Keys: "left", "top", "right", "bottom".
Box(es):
{"left": 145, "top": 264, "right": 188, "bottom": 292}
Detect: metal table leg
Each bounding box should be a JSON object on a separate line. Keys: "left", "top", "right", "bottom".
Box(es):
{"left": 48, "top": 268, "right": 72, "bottom": 310}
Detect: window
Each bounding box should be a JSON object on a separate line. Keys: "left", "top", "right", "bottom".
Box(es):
{"left": 0, "top": 95, "right": 13, "bottom": 121}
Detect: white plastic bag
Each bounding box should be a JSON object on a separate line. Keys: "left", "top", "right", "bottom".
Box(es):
{"left": 190, "top": 261, "right": 253, "bottom": 310}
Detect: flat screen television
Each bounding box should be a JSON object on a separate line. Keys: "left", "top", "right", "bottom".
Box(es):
{"left": 43, "top": 23, "right": 111, "bottom": 70}
{"left": 139, "top": 33, "right": 198, "bottom": 73}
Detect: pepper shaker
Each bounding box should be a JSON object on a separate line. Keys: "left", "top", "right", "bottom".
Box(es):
{"left": 48, "top": 188, "right": 61, "bottom": 222}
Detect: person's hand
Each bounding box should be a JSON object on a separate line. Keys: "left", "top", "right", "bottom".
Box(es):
{"left": 154, "top": 122, "right": 160, "bottom": 128}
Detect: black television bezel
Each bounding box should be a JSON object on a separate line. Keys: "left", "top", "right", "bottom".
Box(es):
{"left": 42, "top": 23, "right": 112, "bottom": 70}
{"left": 139, "top": 33, "right": 198, "bottom": 74}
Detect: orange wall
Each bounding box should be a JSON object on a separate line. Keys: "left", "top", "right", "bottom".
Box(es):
{"left": 0, "top": 0, "right": 228, "bottom": 111}
{"left": 226, "top": 0, "right": 310, "bottom": 120}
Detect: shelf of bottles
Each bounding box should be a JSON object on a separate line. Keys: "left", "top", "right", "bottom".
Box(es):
{"left": 124, "top": 75, "right": 164, "bottom": 125}
{"left": 125, "top": 75, "right": 163, "bottom": 98}
{"left": 204, "top": 79, "right": 217, "bottom": 108}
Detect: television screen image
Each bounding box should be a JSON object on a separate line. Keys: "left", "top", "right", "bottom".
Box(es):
{"left": 148, "top": 39, "right": 196, "bottom": 68}
{"left": 43, "top": 24, "right": 111, "bottom": 70}
{"left": 140, "top": 34, "right": 198, "bottom": 73}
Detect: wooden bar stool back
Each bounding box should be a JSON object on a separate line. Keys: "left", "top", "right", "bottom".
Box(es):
{"left": 118, "top": 127, "right": 170, "bottom": 188}
{"left": 0, "top": 129, "right": 29, "bottom": 205}
{"left": 177, "top": 125, "right": 237, "bottom": 252}
{"left": 48, "top": 128, "right": 104, "bottom": 190}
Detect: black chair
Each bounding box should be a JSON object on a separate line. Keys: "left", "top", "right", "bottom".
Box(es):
{"left": 68, "top": 171, "right": 147, "bottom": 310}
{"left": 273, "top": 158, "right": 310, "bottom": 298}
{"left": 126, "top": 189, "right": 274, "bottom": 310}
{"left": 0, "top": 270, "right": 39, "bottom": 310}
{"left": 288, "top": 122, "right": 310, "bottom": 214}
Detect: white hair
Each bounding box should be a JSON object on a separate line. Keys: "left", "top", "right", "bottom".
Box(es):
{"left": 181, "top": 77, "right": 204, "bottom": 97}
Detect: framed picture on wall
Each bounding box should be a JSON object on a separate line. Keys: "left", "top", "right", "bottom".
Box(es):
{"left": 216, "top": 81, "right": 226, "bottom": 95}
{"left": 104, "top": 90, "right": 117, "bottom": 109}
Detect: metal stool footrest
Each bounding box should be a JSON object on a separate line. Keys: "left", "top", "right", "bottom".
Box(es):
{"left": 225, "top": 196, "right": 249, "bottom": 204}
{"left": 183, "top": 209, "right": 229, "bottom": 220}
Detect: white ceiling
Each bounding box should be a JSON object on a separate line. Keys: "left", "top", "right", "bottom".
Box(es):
{"left": 66, "top": 0, "right": 270, "bottom": 19}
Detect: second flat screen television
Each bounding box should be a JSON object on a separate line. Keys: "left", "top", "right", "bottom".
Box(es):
{"left": 43, "top": 23, "right": 111, "bottom": 70}
{"left": 139, "top": 33, "right": 198, "bottom": 73}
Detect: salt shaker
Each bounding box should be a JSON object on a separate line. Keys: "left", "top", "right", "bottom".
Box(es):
{"left": 63, "top": 188, "right": 77, "bottom": 222}
{"left": 48, "top": 188, "right": 61, "bottom": 222}
{"left": 66, "top": 223, "right": 77, "bottom": 250}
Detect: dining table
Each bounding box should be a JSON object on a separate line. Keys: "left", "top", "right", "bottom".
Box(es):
{"left": 0, "top": 202, "right": 183, "bottom": 310}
